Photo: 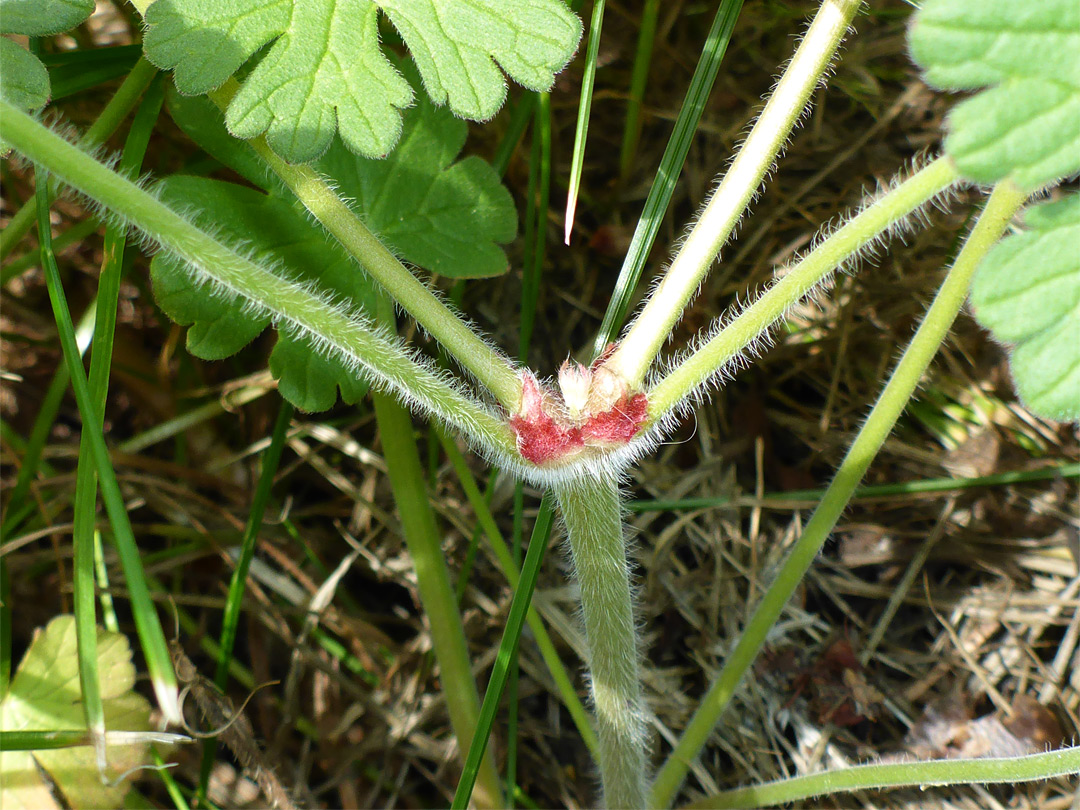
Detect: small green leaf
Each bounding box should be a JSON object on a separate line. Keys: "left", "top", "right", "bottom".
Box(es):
{"left": 143, "top": 0, "right": 580, "bottom": 163}
{"left": 0, "top": 38, "right": 50, "bottom": 111}
{"left": 0, "top": 616, "right": 152, "bottom": 810}
{"left": 0, "top": 0, "right": 95, "bottom": 37}
{"left": 910, "top": 0, "right": 1080, "bottom": 190}
{"left": 970, "top": 194, "right": 1080, "bottom": 421}
{"left": 150, "top": 175, "right": 376, "bottom": 410}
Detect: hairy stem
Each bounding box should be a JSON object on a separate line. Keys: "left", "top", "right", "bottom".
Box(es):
{"left": 648, "top": 180, "right": 1029, "bottom": 808}
{"left": 204, "top": 80, "right": 523, "bottom": 412}
{"left": 607, "top": 0, "right": 862, "bottom": 388}
{"left": 648, "top": 156, "right": 960, "bottom": 420}
{"left": 0, "top": 58, "right": 159, "bottom": 260}
{"left": 555, "top": 475, "right": 647, "bottom": 809}
{"left": 0, "top": 102, "right": 517, "bottom": 460}
{"left": 684, "top": 746, "right": 1080, "bottom": 809}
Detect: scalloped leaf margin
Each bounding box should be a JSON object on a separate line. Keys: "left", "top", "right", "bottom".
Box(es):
{"left": 143, "top": 0, "right": 582, "bottom": 163}
{"left": 909, "top": 0, "right": 1080, "bottom": 191}
{"left": 969, "top": 194, "right": 1080, "bottom": 422}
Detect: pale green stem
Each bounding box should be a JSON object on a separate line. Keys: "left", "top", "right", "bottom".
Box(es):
{"left": 0, "top": 58, "right": 158, "bottom": 260}
{"left": 205, "top": 80, "right": 523, "bottom": 412}
{"left": 648, "top": 180, "right": 1028, "bottom": 808}
{"left": 607, "top": 0, "right": 862, "bottom": 388}
{"left": 682, "top": 746, "right": 1080, "bottom": 809}
{"left": 555, "top": 475, "right": 646, "bottom": 809}
{"left": 0, "top": 102, "right": 517, "bottom": 460}
{"left": 648, "top": 157, "right": 960, "bottom": 420}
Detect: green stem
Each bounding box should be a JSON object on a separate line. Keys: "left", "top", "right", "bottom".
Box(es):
{"left": 555, "top": 475, "right": 646, "bottom": 809}
{"left": 0, "top": 58, "right": 157, "bottom": 260}
{"left": 683, "top": 746, "right": 1080, "bottom": 809}
{"left": 607, "top": 0, "right": 862, "bottom": 388}
{"left": 373, "top": 379, "right": 503, "bottom": 809}
{"left": 0, "top": 102, "right": 517, "bottom": 461}
{"left": 205, "top": 81, "right": 522, "bottom": 412}
{"left": 648, "top": 180, "right": 1029, "bottom": 808}
{"left": 648, "top": 157, "right": 960, "bottom": 420}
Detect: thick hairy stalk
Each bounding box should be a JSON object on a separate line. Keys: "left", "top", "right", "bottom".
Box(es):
{"left": 607, "top": 0, "right": 862, "bottom": 388}
{"left": 0, "top": 103, "right": 517, "bottom": 461}
{"left": 555, "top": 475, "right": 646, "bottom": 809}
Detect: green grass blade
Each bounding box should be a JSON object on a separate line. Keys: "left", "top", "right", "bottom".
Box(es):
{"left": 213, "top": 398, "right": 295, "bottom": 690}
{"left": 563, "top": 0, "right": 606, "bottom": 245}
{"left": 194, "top": 398, "right": 294, "bottom": 804}
{"left": 1, "top": 218, "right": 101, "bottom": 286}
{"left": 0, "top": 729, "right": 187, "bottom": 750}
{"left": 627, "top": 462, "right": 1080, "bottom": 512}
{"left": 452, "top": 495, "right": 557, "bottom": 810}
{"left": 684, "top": 746, "right": 1080, "bottom": 809}
{"left": 0, "top": 57, "right": 157, "bottom": 260}
{"left": 40, "top": 44, "right": 143, "bottom": 100}
{"left": 69, "top": 71, "right": 165, "bottom": 773}
{"left": 0, "top": 309, "right": 93, "bottom": 538}
{"left": 593, "top": 0, "right": 745, "bottom": 357}
{"left": 33, "top": 166, "right": 180, "bottom": 727}
{"left": 0, "top": 555, "right": 9, "bottom": 697}
{"left": 491, "top": 94, "right": 536, "bottom": 179}
{"left": 619, "top": 0, "right": 661, "bottom": 182}
{"left": 372, "top": 293, "right": 503, "bottom": 809}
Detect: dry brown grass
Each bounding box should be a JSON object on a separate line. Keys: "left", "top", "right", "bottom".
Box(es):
{"left": 2, "top": 1, "right": 1077, "bottom": 808}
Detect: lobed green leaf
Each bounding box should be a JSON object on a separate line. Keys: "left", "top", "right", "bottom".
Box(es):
{"left": 970, "top": 194, "right": 1080, "bottom": 421}
{"left": 0, "top": 0, "right": 97, "bottom": 133}
{"left": 909, "top": 0, "right": 1080, "bottom": 190}
{"left": 144, "top": 0, "right": 581, "bottom": 163}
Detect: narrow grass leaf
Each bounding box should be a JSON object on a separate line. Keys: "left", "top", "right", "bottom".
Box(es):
{"left": 619, "top": 0, "right": 661, "bottom": 182}
{"left": 69, "top": 71, "right": 165, "bottom": 774}
{"left": 372, "top": 294, "right": 503, "bottom": 810}
{"left": 563, "top": 0, "right": 606, "bottom": 245}
{"left": 196, "top": 398, "right": 294, "bottom": 802}
{"left": 438, "top": 430, "right": 598, "bottom": 753}
{"left": 452, "top": 495, "right": 557, "bottom": 810}
{"left": 520, "top": 94, "right": 552, "bottom": 358}
{"left": 33, "top": 165, "right": 180, "bottom": 726}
